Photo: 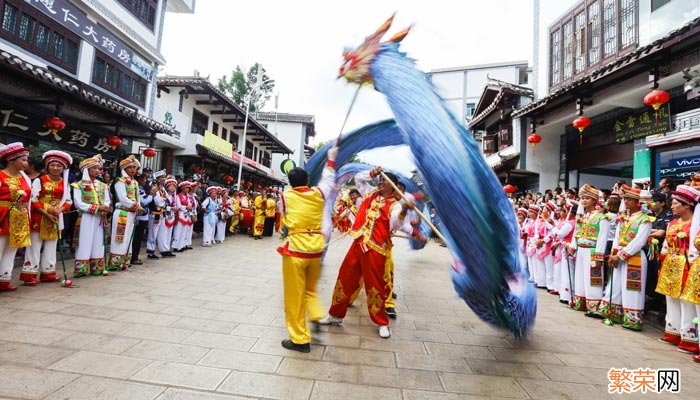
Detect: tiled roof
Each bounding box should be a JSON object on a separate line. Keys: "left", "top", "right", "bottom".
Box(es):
{"left": 0, "top": 50, "right": 178, "bottom": 137}
{"left": 512, "top": 17, "right": 700, "bottom": 118}
{"left": 252, "top": 112, "right": 315, "bottom": 124}
{"left": 158, "top": 76, "right": 293, "bottom": 154}
{"left": 468, "top": 79, "right": 533, "bottom": 129}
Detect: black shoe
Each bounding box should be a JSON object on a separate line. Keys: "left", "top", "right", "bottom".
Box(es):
{"left": 281, "top": 339, "right": 310, "bottom": 353}
{"left": 161, "top": 252, "right": 176, "bottom": 258}
{"left": 147, "top": 254, "right": 160, "bottom": 260}
{"left": 185, "top": 246, "right": 193, "bottom": 250}
{"left": 392, "top": 292, "right": 397, "bottom": 299}
{"left": 386, "top": 307, "right": 397, "bottom": 319}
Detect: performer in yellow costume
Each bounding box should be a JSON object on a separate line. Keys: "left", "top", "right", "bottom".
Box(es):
{"left": 228, "top": 190, "right": 241, "bottom": 234}
{"left": 277, "top": 146, "right": 337, "bottom": 353}
{"left": 253, "top": 191, "right": 265, "bottom": 239}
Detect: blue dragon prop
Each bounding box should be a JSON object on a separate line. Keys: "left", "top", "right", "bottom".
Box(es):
{"left": 308, "top": 16, "right": 536, "bottom": 337}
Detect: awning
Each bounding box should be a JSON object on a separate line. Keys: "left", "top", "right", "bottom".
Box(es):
{"left": 195, "top": 145, "right": 253, "bottom": 172}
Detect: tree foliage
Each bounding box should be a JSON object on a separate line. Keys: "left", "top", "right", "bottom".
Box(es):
{"left": 217, "top": 63, "right": 275, "bottom": 112}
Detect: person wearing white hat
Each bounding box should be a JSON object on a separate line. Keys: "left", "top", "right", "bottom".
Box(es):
{"left": 215, "top": 188, "right": 232, "bottom": 243}
{"left": 201, "top": 186, "right": 218, "bottom": 247}
{"left": 0, "top": 142, "right": 32, "bottom": 291}
{"left": 555, "top": 200, "right": 577, "bottom": 304}
{"left": 20, "top": 150, "right": 73, "bottom": 285}
{"left": 155, "top": 178, "right": 178, "bottom": 257}
{"left": 172, "top": 181, "right": 195, "bottom": 252}
{"left": 107, "top": 155, "right": 143, "bottom": 271}
{"left": 72, "top": 154, "right": 111, "bottom": 277}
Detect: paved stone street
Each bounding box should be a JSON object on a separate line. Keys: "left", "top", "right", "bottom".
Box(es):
{"left": 0, "top": 235, "right": 697, "bottom": 400}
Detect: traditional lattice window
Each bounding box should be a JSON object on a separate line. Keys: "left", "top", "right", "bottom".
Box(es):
{"left": 620, "top": 0, "right": 637, "bottom": 48}
{"left": 603, "top": 0, "right": 617, "bottom": 58}
{"left": 562, "top": 20, "right": 573, "bottom": 80}
{"left": 550, "top": 29, "right": 561, "bottom": 86}
{"left": 574, "top": 11, "right": 587, "bottom": 74}
{"left": 587, "top": 1, "right": 600, "bottom": 65}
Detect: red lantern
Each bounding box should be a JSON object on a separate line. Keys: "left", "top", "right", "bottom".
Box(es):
{"left": 572, "top": 116, "right": 591, "bottom": 145}
{"left": 247, "top": 181, "right": 253, "bottom": 188}
{"left": 106, "top": 136, "right": 123, "bottom": 150}
{"left": 143, "top": 148, "right": 156, "bottom": 158}
{"left": 43, "top": 116, "right": 66, "bottom": 136}
{"left": 527, "top": 133, "right": 542, "bottom": 148}
{"left": 225, "top": 175, "right": 234, "bottom": 184}
{"left": 256, "top": 184, "right": 262, "bottom": 190}
{"left": 643, "top": 89, "right": 670, "bottom": 125}
{"left": 193, "top": 166, "right": 202, "bottom": 174}
{"left": 503, "top": 184, "right": 517, "bottom": 194}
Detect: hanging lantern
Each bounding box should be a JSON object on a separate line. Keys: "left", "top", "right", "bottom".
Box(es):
{"left": 43, "top": 116, "right": 66, "bottom": 138}
{"left": 643, "top": 89, "right": 670, "bottom": 125}
{"left": 247, "top": 181, "right": 253, "bottom": 188}
{"left": 193, "top": 166, "right": 202, "bottom": 174}
{"left": 503, "top": 184, "right": 517, "bottom": 194}
{"left": 572, "top": 116, "right": 591, "bottom": 145}
{"left": 225, "top": 175, "right": 234, "bottom": 184}
{"left": 143, "top": 148, "right": 156, "bottom": 158}
{"left": 527, "top": 133, "right": 542, "bottom": 148}
{"left": 106, "top": 135, "right": 123, "bottom": 150}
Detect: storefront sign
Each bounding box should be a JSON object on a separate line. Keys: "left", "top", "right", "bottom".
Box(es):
{"left": 614, "top": 103, "right": 671, "bottom": 143}
{"left": 0, "top": 105, "right": 119, "bottom": 157}
{"left": 232, "top": 151, "right": 261, "bottom": 169}
{"left": 203, "top": 131, "right": 232, "bottom": 157}
{"left": 669, "top": 155, "right": 700, "bottom": 168}
{"left": 660, "top": 167, "right": 698, "bottom": 180}
{"left": 29, "top": 0, "right": 153, "bottom": 80}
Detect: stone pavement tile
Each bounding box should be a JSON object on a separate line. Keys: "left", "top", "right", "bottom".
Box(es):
{"left": 251, "top": 338, "right": 325, "bottom": 360}
{"left": 44, "top": 375, "right": 165, "bottom": 400}
{"left": 148, "top": 288, "right": 198, "bottom": 299}
{"left": 310, "top": 331, "right": 360, "bottom": 348}
{"left": 151, "top": 296, "right": 206, "bottom": 308}
{"left": 230, "top": 324, "right": 289, "bottom": 340}
{"left": 323, "top": 346, "right": 395, "bottom": 367}
{"left": 182, "top": 332, "right": 257, "bottom": 352}
{"left": 538, "top": 364, "right": 614, "bottom": 385}
{"left": 0, "top": 321, "right": 71, "bottom": 345}
{"left": 111, "top": 300, "right": 169, "bottom": 314}
{"left": 466, "top": 359, "right": 547, "bottom": 379}
{"left": 2, "top": 298, "right": 72, "bottom": 312}
{"left": 0, "top": 364, "right": 78, "bottom": 399}
{"left": 0, "top": 340, "right": 75, "bottom": 368}
{"left": 214, "top": 311, "right": 276, "bottom": 326}
{"left": 158, "top": 305, "right": 221, "bottom": 319}
{"left": 402, "top": 389, "right": 490, "bottom": 400}
{"left": 388, "top": 328, "right": 452, "bottom": 343}
{"left": 130, "top": 361, "right": 230, "bottom": 391}
{"left": 555, "top": 353, "right": 625, "bottom": 368}
{"left": 0, "top": 307, "right": 74, "bottom": 327}
{"left": 396, "top": 353, "right": 471, "bottom": 373}
{"left": 112, "top": 311, "right": 182, "bottom": 326}
{"left": 330, "top": 323, "right": 387, "bottom": 337}
{"left": 276, "top": 358, "right": 359, "bottom": 383}
{"left": 169, "top": 317, "right": 237, "bottom": 334}
{"left": 117, "top": 324, "right": 194, "bottom": 343}
{"left": 309, "top": 381, "right": 402, "bottom": 400}
{"left": 48, "top": 350, "right": 152, "bottom": 379}
{"left": 425, "top": 343, "right": 496, "bottom": 360}
{"left": 440, "top": 372, "right": 529, "bottom": 398}
{"left": 156, "top": 388, "right": 249, "bottom": 400}
{"left": 50, "top": 332, "right": 141, "bottom": 355}
{"left": 197, "top": 349, "right": 282, "bottom": 373}
{"left": 60, "top": 316, "right": 133, "bottom": 335}
{"left": 413, "top": 320, "right": 472, "bottom": 333}
{"left": 517, "top": 378, "right": 612, "bottom": 400}
{"left": 359, "top": 366, "right": 443, "bottom": 390}
{"left": 358, "top": 316, "right": 413, "bottom": 328}
{"left": 191, "top": 293, "right": 241, "bottom": 304}
{"left": 122, "top": 340, "right": 209, "bottom": 364}
{"left": 489, "top": 347, "right": 564, "bottom": 365}
{"left": 359, "top": 336, "right": 426, "bottom": 354}
{"left": 217, "top": 370, "right": 313, "bottom": 400}
{"left": 593, "top": 384, "right": 686, "bottom": 400}
{"left": 55, "top": 304, "right": 126, "bottom": 320}
{"left": 449, "top": 332, "right": 513, "bottom": 348}
{"left": 201, "top": 302, "right": 257, "bottom": 313}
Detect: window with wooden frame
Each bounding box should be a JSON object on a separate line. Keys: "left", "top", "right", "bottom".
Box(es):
{"left": 221, "top": 127, "right": 228, "bottom": 141}
{"left": 229, "top": 131, "right": 239, "bottom": 148}
{"left": 0, "top": 0, "right": 79, "bottom": 73}
{"left": 562, "top": 20, "right": 574, "bottom": 80}
{"left": 574, "top": 10, "right": 587, "bottom": 74}
{"left": 498, "top": 124, "right": 513, "bottom": 150}
{"left": 92, "top": 51, "right": 148, "bottom": 107}
{"left": 550, "top": 29, "right": 562, "bottom": 86}
{"left": 212, "top": 121, "right": 219, "bottom": 136}
{"left": 115, "top": 0, "right": 157, "bottom": 30}
{"left": 619, "top": 0, "right": 637, "bottom": 49}
{"left": 602, "top": 0, "right": 617, "bottom": 58}
{"left": 190, "top": 108, "right": 208, "bottom": 135}
{"left": 245, "top": 141, "right": 253, "bottom": 159}
{"left": 483, "top": 135, "right": 498, "bottom": 155}
{"left": 587, "top": 1, "right": 600, "bottom": 65}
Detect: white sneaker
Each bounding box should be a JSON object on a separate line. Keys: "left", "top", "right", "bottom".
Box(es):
{"left": 317, "top": 315, "right": 343, "bottom": 325}
{"left": 378, "top": 325, "right": 391, "bottom": 338}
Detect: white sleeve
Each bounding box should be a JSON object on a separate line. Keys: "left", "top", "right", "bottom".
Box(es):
{"left": 31, "top": 178, "right": 41, "bottom": 202}
{"left": 595, "top": 217, "right": 610, "bottom": 258}
{"left": 556, "top": 222, "right": 573, "bottom": 239}
{"left": 115, "top": 181, "right": 135, "bottom": 209}
{"left": 154, "top": 192, "right": 166, "bottom": 207}
{"left": 72, "top": 186, "right": 91, "bottom": 213}
{"left": 354, "top": 171, "right": 374, "bottom": 197}
{"left": 316, "top": 165, "right": 336, "bottom": 199}
{"left": 621, "top": 221, "right": 652, "bottom": 259}
{"left": 389, "top": 202, "right": 414, "bottom": 235}
{"left": 103, "top": 183, "right": 111, "bottom": 207}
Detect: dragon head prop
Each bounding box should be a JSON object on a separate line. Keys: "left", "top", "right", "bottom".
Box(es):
{"left": 339, "top": 14, "right": 410, "bottom": 85}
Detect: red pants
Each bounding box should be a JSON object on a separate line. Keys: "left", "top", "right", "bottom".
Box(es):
{"left": 329, "top": 239, "right": 389, "bottom": 326}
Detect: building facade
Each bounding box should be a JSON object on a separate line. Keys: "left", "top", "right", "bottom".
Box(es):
{"left": 0, "top": 0, "right": 195, "bottom": 163}
{"left": 517, "top": 0, "right": 700, "bottom": 191}
{"left": 252, "top": 111, "right": 316, "bottom": 182}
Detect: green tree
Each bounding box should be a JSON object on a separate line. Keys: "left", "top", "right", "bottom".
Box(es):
{"left": 217, "top": 63, "right": 275, "bottom": 112}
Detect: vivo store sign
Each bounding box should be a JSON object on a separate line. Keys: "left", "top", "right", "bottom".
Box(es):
{"left": 669, "top": 155, "right": 700, "bottom": 168}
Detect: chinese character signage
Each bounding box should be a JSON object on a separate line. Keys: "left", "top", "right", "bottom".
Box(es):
{"left": 614, "top": 103, "right": 671, "bottom": 143}
{"left": 29, "top": 0, "right": 153, "bottom": 81}
{"left": 0, "top": 102, "right": 120, "bottom": 157}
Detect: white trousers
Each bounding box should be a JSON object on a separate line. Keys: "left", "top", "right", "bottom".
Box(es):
{"left": 560, "top": 257, "right": 575, "bottom": 302}
{"left": 215, "top": 220, "right": 226, "bottom": 242}
{"left": 544, "top": 255, "right": 555, "bottom": 290}
{"left": 74, "top": 214, "right": 105, "bottom": 270}
{"left": 22, "top": 232, "right": 58, "bottom": 276}
{"left": 147, "top": 217, "right": 160, "bottom": 252}
{"left": 535, "top": 257, "right": 547, "bottom": 288}
{"left": 519, "top": 249, "right": 528, "bottom": 278}
{"left": 157, "top": 220, "right": 175, "bottom": 253}
{"left": 574, "top": 247, "right": 604, "bottom": 309}
{"left": 0, "top": 236, "right": 18, "bottom": 283}
{"left": 109, "top": 211, "right": 136, "bottom": 256}
{"left": 552, "top": 256, "right": 562, "bottom": 293}
{"left": 665, "top": 297, "right": 699, "bottom": 347}
{"left": 203, "top": 219, "right": 215, "bottom": 245}
{"left": 527, "top": 254, "right": 537, "bottom": 283}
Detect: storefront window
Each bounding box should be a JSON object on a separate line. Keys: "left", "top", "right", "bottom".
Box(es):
{"left": 603, "top": 0, "right": 617, "bottom": 58}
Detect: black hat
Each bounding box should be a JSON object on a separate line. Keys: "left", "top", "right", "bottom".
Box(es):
{"left": 650, "top": 189, "right": 666, "bottom": 202}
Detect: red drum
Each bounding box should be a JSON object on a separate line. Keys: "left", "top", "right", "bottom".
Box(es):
{"left": 240, "top": 208, "right": 254, "bottom": 229}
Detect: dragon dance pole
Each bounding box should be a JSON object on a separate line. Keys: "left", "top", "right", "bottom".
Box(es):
{"left": 336, "top": 86, "right": 362, "bottom": 146}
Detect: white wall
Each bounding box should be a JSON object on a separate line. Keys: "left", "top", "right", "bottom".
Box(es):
{"left": 430, "top": 71, "right": 464, "bottom": 99}
{"left": 576, "top": 173, "right": 624, "bottom": 191}
{"left": 525, "top": 131, "right": 560, "bottom": 190}
{"left": 639, "top": 0, "right": 700, "bottom": 44}
{"left": 269, "top": 121, "right": 305, "bottom": 179}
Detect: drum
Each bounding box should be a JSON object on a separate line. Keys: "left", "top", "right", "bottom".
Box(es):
{"left": 240, "top": 208, "right": 254, "bottom": 229}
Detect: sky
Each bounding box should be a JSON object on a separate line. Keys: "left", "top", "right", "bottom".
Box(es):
{"left": 160, "top": 0, "right": 571, "bottom": 173}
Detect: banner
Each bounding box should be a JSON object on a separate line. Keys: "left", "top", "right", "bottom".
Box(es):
{"left": 203, "top": 131, "right": 232, "bottom": 157}
{"left": 615, "top": 104, "right": 671, "bottom": 143}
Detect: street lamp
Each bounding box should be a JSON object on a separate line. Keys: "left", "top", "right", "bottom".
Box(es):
{"left": 236, "top": 68, "right": 271, "bottom": 190}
